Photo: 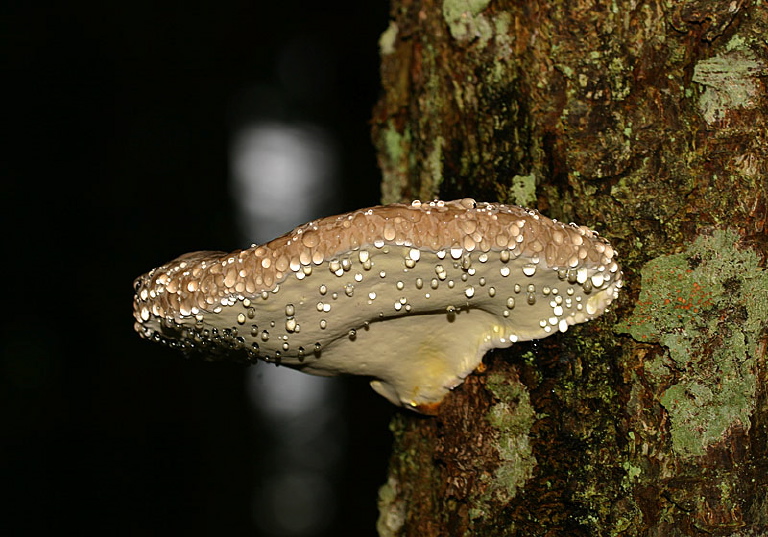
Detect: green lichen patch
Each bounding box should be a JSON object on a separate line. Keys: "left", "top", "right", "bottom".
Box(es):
{"left": 507, "top": 173, "right": 537, "bottom": 208}
{"left": 382, "top": 121, "right": 410, "bottom": 167}
{"left": 379, "top": 21, "right": 399, "bottom": 56}
{"left": 442, "top": 0, "right": 493, "bottom": 43}
{"left": 619, "top": 230, "right": 768, "bottom": 458}
{"left": 379, "top": 122, "right": 413, "bottom": 204}
{"left": 481, "top": 373, "right": 537, "bottom": 501}
{"left": 423, "top": 135, "right": 444, "bottom": 196}
{"left": 376, "top": 476, "right": 406, "bottom": 537}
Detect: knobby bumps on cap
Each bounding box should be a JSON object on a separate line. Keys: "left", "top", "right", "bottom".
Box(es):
{"left": 133, "top": 199, "right": 622, "bottom": 413}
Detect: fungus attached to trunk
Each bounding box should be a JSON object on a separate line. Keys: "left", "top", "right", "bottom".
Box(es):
{"left": 133, "top": 199, "right": 622, "bottom": 412}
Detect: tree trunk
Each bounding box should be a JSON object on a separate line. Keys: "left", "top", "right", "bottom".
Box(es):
{"left": 371, "top": 1, "right": 768, "bottom": 535}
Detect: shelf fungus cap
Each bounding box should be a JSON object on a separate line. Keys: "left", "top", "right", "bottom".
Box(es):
{"left": 133, "top": 198, "right": 622, "bottom": 413}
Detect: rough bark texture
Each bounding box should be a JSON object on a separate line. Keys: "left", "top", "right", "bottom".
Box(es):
{"left": 371, "top": 1, "right": 768, "bottom": 535}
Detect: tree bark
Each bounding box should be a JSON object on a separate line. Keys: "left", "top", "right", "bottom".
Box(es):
{"left": 371, "top": 1, "right": 768, "bottom": 535}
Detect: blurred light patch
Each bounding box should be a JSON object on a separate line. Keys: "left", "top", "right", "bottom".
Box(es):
{"left": 256, "top": 471, "right": 335, "bottom": 535}
{"left": 229, "top": 121, "right": 343, "bottom": 536}
{"left": 230, "top": 123, "right": 338, "bottom": 240}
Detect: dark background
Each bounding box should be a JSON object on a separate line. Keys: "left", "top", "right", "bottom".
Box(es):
{"left": 3, "top": 2, "right": 395, "bottom": 535}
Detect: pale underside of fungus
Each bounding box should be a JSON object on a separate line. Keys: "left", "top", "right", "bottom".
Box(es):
{"left": 133, "top": 198, "right": 622, "bottom": 413}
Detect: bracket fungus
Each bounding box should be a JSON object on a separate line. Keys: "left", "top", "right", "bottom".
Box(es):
{"left": 133, "top": 198, "right": 622, "bottom": 413}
